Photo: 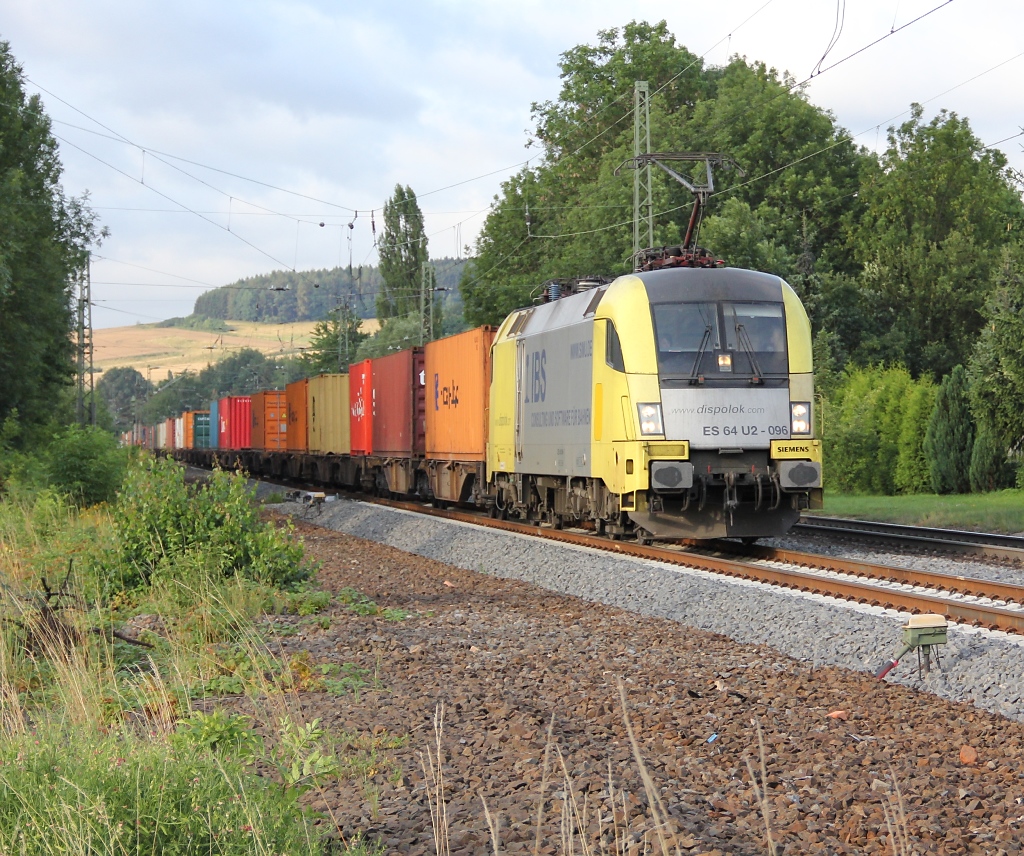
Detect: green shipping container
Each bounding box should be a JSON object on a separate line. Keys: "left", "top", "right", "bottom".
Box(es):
{"left": 193, "top": 412, "right": 212, "bottom": 449}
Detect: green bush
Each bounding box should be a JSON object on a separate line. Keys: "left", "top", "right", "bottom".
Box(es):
{"left": 823, "top": 368, "right": 878, "bottom": 493}
{"left": 872, "top": 367, "right": 913, "bottom": 495}
{"left": 108, "top": 457, "right": 309, "bottom": 591}
{"left": 825, "top": 365, "right": 938, "bottom": 495}
{"left": 970, "top": 422, "right": 1013, "bottom": 492}
{"left": 924, "top": 365, "right": 975, "bottom": 494}
{"left": 45, "top": 425, "right": 129, "bottom": 505}
{"left": 894, "top": 379, "right": 937, "bottom": 494}
{"left": 0, "top": 728, "right": 324, "bottom": 854}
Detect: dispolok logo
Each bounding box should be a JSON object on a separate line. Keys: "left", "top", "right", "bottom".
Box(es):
{"left": 434, "top": 374, "right": 460, "bottom": 410}
{"left": 524, "top": 349, "right": 546, "bottom": 403}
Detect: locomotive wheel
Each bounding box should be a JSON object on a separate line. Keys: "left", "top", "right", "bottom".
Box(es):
{"left": 636, "top": 529, "right": 653, "bottom": 546}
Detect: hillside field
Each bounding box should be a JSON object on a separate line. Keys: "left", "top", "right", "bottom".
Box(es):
{"left": 92, "top": 319, "right": 380, "bottom": 379}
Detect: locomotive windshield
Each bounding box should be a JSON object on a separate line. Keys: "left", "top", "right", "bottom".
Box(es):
{"left": 652, "top": 301, "right": 787, "bottom": 380}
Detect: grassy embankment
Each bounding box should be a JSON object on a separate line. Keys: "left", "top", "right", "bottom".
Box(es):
{"left": 0, "top": 455, "right": 400, "bottom": 855}
{"left": 92, "top": 318, "right": 381, "bottom": 378}
{"left": 822, "top": 489, "right": 1024, "bottom": 533}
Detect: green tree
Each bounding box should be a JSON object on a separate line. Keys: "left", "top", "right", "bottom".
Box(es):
{"left": 825, "top": 365, "right": 921, "bottom": 495}
{"left": 460, "top": 25, "right": 867, "bottom": 328}
{"left": 44, "top": 424, "right": 127, "bottom": 505}
{"left": 0, "top": 41, "right": 104, "bottom": 437}
{"left": 699, "top": 199, "right": 795, "bottom": 277}
{"left": 923, "top": 366, "right": 974, "bottom": 494}
{"left": 96, "top": 367, "right": 153, "bottom": 434}
{"left": 846, "top": 106, "right": 1024, "bottom": 378}
{"left": 894, "top": 378, "right": 937, "bottom": 494}
{"left": 300, "top": 304, "right": 367, "bottom": 374}
{"left": 141, "top": 349, "right": 304, "bottom": 422}
{"left": 968, "top": 243, "right": 1024, "bottom": 451}
{"left": 354, "top": 316, "right": 423, "bottom": 360}
{"left": 969, "top": 421, "right": 1012, "bottom": 493}
{"left": 377, "top": 185, "right": 428, "bottom": 322}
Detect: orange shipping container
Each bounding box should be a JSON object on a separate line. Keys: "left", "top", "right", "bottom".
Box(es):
{"left": 308, "top": 374, "right": 351, "bottom": 454}
{"left": 183, "top": 411, "right": 195, "bottom": 449}
{"left": 424, "top": 326, "right": 495, "bottom": 461}
{"left": 286, "top": 379, "right": 309, "bottom": 452}
{"left": 252, "top": 391, "right": 287, "bottom": 451}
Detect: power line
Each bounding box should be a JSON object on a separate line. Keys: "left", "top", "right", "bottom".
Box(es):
{"left": 25, "top": 80, "right": 360, "bottom": 213}
{"left": 53, "top": 132, "right": 321, "bottom": 286}
{"left": 92, "top": 254, "right": 218, "bottom": 287}
{"left": 496, "top": 37, "right": 1024, "bottom": 248}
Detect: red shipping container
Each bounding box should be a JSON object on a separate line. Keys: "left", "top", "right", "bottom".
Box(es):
{"left": 165, "top": 417, "right": 176, "bottom": 451}
{"left": 286, "top": 379, "right": 309, "bottom": 452}
{"left": 228, "top": 396, "right": 252, "bottom": 450}
{"left": 217, "top": 397, "right": 230, "bottom": 449}
{"left": 349, "top": 359, "right": 373, "bottom": 455}
{"left": 372, "top": 348, "right": 425, "bottom": 457}
{"left": 252, "top": 391, "right": 287, "bottom": 451}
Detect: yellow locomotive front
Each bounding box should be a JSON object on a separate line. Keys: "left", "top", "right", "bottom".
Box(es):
{"left": 486, "top": 265, "right": 821, "bottom": 541}
{"left": 594, "top": 266, "right": 822, "bottom": 540}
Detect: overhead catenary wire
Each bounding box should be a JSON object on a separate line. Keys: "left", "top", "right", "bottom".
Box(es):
{"left": 27, "top": 0, "right": 1001, "bottom": 327}
{"left": 54, "top": 132, "right": 321, "bottom": 288}
{"left": 23, "top": 80, "right": 360, "bottom": 213}
{"left": 451, "top": 0, "right": 965, "bottom": 264}
{"left": 506, "top": 42, "right": 1024, "bottom": 247}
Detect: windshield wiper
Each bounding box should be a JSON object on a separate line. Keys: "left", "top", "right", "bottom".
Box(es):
{"left": 735, "top": 324, "right": 765, "bottom": 384}
{"left": 688, "top": 325, "right": 712, "bottom": 385}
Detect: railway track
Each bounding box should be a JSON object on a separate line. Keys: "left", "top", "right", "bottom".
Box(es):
{"left": 350, "top": 496, "right": 1024, "bottom": 635}
{"left": 795, "top": 514, "right": 1024, "bottom": 562}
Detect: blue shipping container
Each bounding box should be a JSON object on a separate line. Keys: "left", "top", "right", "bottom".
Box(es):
{"left": 208, "top": 399, "right": 219, "bottom": 450}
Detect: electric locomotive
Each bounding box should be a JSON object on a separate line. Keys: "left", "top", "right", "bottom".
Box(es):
{"left": 487, "top": 260, "right": 822, "bottom": 540}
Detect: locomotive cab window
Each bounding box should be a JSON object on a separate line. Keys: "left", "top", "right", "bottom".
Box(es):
{"left": 652, "top": 301, "right": 787, "bottom": 379}
{"left": 605, "top": 320, "right": 625, "bottom": 372}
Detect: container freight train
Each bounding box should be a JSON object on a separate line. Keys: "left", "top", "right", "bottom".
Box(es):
{"left": 146, "top": 265, "right": 823, "bottom": 540}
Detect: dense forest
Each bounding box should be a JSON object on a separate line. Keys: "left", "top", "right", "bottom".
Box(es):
{"left": 188, "top": 258, "right": 467, "bottom": 324}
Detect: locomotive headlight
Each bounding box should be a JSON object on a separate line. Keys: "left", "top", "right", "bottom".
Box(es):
{"left": 637, "top": 403, "right": 664, "bottom": 436}
{"left": 790, "top": 401, "right": 811, "bottom": 435}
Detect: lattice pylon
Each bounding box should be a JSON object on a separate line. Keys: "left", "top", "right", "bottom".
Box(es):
{"left": 633, "top": 80, "right": 653, "bottom": 261}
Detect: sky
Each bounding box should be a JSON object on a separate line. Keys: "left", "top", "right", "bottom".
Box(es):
{"left": 4, "top": 0, "right": 1023, "bottom": 328}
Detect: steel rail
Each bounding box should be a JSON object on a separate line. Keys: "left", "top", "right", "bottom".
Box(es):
{"left": 795, "top": 515, "right": 1024, "bottom": 563}
{"left": 371, "top": 497, "right": 1024, "bottom": 634}
{"left": 723, "top": 543, "right": 1024, "bottom": 605}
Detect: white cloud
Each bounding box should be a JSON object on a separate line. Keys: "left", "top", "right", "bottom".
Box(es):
{"left": 5, "top": 0, "right": 1022, "bottom": 327}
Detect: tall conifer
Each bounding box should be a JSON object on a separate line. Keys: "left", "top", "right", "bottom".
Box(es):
{"left": 923, "top": 365, "right": 974, "bottom": 493}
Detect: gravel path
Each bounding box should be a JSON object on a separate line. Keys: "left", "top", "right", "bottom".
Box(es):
{"left": 275, "top": 498, "right": 1024, "bottom": 723}
{"left": 249, "top": 499, "right": 1024, "bottom": 855}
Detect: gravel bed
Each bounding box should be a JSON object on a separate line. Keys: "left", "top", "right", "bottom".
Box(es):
{"left": 274, "top": 498, "right": 1024, "bottom": 724}
{"left": 766, "top": 532, "right": 1024, "bottom": 586}
{"left": 242, "top": 505, "right": 1024, "bottom": 855}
